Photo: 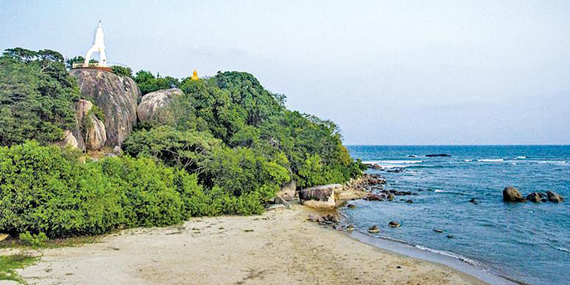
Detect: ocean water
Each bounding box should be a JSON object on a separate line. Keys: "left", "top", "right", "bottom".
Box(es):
{"left": 343, "top": 146, "right": 570, "bottom": 285}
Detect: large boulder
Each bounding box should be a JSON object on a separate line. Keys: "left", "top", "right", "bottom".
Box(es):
{"left": 503, "top": 186, "right": 525, "bottom": 202}
{"left": 137, "top": 88, "right": 183, "bottom": 124}
{"left": 70, "top": 69, "right": 141, "bottom": 147}
{"left": 547, "top": 191, "right": 565, "bottom": 203}
{"left": 299, "top": 184, "right": 342, "bottom": 210}
{"left": 76, "top": 99, "right": 106, "bottom": 150}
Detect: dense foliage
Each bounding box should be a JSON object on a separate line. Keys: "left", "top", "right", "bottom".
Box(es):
{"left": 134, "top": 70, "right": 180, "bottom": 94}
{"left": 0, "top": 141, "right": 263, "bottom": 238}
{"left": 111, "top": 65, "right": 133, "bottom": 77}
{"left": 0, "top": 48, "right": 80, "bottom": 146}
{"left": 0, "top": 47, "right": 363, "bottom": 240}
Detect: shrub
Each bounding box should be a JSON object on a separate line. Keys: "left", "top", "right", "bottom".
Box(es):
{"left": 0, "top": 141, "right": 122, "bottom": 237}
{"left": 19, "top": 232, "right": 48, "bottom": 247}
{"left": 100, "top": 156, "right": 185, "bottom": 228}
{"left": 111, "top": 65, "right": 132, "bottom": 77}
{"left": 0, "top": 141, "right": 214, "bottom": 238}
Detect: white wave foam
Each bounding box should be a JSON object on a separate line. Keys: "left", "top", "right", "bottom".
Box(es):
{"left": 516, "top": 156, "right": 527, "bottom": 159}
{"left": 463, "top": 159, "right": 472, "bottom": 162}
{"left": 434, "top": 189, "right": 470, "bottom": 195}
{"left": 555, "top": 247, "right": 570, "bottom": 253}
{"left": 415, "top": 245, "right": 479, "bottom": 266}
{"left": 362, "top": 160, "right": 423, "bottom": 169}
{"left": 548, "top": 244, "right": 570, "bottom": 253}
{"left": 477, "top": 159, "right": 504, "bottom": 162}
{"left": 379, "top": 160, "right": 423, "bottom": 164}
{"left": 536, "top": 161, "right": 567, "bottom": 165}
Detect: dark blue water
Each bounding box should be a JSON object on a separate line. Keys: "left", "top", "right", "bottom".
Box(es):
{"left": 344, "top": 146, "right": 570, "bottom": 285}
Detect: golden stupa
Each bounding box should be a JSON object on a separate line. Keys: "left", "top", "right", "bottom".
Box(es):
{"left": 191, "top": 69, "right": 199, "bottom": 81}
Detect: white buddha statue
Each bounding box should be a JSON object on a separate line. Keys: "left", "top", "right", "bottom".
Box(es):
{"left": 84, "top": 21, "right": 107, "bottom": 67}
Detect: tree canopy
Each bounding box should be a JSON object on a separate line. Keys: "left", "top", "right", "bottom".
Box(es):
{"left": 0, "top": 48, "right": 80, "bottom": 146}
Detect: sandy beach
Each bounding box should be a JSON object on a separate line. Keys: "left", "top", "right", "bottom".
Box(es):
{"left": 9, "top": 204, "right": 486, "bottom": 285}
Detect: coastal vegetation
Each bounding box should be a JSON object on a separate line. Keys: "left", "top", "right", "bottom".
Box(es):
{"left": 0, "top": 48, "right": 364, "bottom": 240}
{"left": 0, "top": 48, "right": 79, "bottom": 146}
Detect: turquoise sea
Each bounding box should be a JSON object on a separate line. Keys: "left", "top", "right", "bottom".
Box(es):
{"left": 344, "top": 145, "right": 570, "bottom": 285}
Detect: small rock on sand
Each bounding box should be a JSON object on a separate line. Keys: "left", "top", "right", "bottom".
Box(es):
{"left": 388, "top": 221, "right": 401, "bottom": 228}
{"left": 368, "top": 225, "right": 380, "bottom": 233}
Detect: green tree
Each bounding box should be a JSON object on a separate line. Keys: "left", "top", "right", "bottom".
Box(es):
{"left": 0, "top": 48, "right": 80, "bottom": 146}
{"left": 111, "top": 65, "right": 133, "bottom": 77}
{"left": 134, "top": 70, "right": 180, "bottom": 94}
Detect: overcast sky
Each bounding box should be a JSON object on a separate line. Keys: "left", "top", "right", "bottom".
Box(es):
{"left": 1, "top": 0, "right": 569, "bottom": 145}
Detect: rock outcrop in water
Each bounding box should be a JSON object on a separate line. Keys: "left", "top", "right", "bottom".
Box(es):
{"left": 503, "top": 186, "right": 525, "bottom": 202}
{"left": 70, "top": 69, "right": 141, "bottom": 148}
{"left": 137, "top": 88, "right": 182, "bottom": 124}
{"left": 547, "top": 191, "right": 565, "bottom": 203}
{"left": 526, "top": 192, "right": 542, "bottom": 203}
{"left": 425, "top": 154, "right": 451, "bottom": 157}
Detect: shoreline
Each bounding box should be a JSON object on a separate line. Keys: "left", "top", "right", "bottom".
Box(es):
{"left": 334, "top": 175, "right": 522, "bottom": 285}
{"left": 10, "top": 204, "right": 486, "bottom": 285}
{"left": 339, "top": 219, "right": 521, "bottom": 285}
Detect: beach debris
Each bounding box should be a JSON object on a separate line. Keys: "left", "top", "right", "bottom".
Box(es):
{"left": 434, "top": 229, "right": 443, "bottom": 233}
{"left": 347, "top": 203, "right": 357, "bottom": 208}
{"left": 387, "top": 193, "right": 395, "bottom": 201}
{"left": 547, "top": 191, "right": 565, "bottom": 203}
{"left": 396, "top": 265, "right": 402, "bottom": 269}
{"left": 446, "top": 235, "right": 454, "bottom": 239}
{"left": 503, "top": 186, "right": 525, "bottom": 202}
{"left": 388, "top": 221, "right": 401, "bottom": 228}
{"left": 526, "top": 193, "right": 542, "bottom": 203}
{"left": 469, "top": 198, "right": 478, "bottom": 204}
{"left": 368, "top": 225, "right": 380, "bottom": 233}
{"left": 406, "top": 199, "right": 413, "bottom": 204}
{"left": 0, "top": 233, "right": 9, "bottom": 242}
{"left": 346, "top": 224, "right": 355, "bottom": 232}
{"left": 244, "top": 229, "right": 254, "bottom": 232}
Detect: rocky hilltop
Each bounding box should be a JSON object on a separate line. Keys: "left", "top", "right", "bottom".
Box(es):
{"left": 70, "top": 69, "right": 141, "bottom": 148}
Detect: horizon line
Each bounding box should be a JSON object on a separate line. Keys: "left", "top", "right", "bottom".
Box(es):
{"left": 344, "top": 144, "right": 570, "bottom": 147}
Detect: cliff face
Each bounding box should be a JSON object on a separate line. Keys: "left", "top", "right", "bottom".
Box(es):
{"left": 70, "top": 69, "right": 141, "bottom": 147}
